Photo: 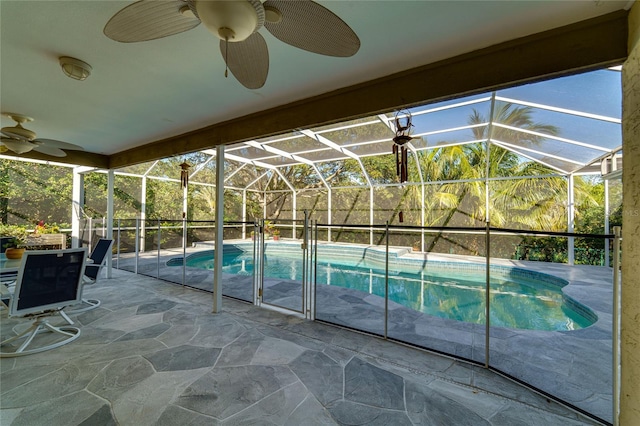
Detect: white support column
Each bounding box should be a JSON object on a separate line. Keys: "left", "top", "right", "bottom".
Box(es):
{"left": 604, "top": 179, "right": 610, "bottom": 267}
{"left": 421, "top": 184, "right": 425, "bottom": 251}
{"left": 370, "top": 187, "right": 374, "bottom": 245}
{"left": 242, "top": 190, "right": 247, "bottom": 239}
{"left": 213, "top": 145, "right": 224, "bottom": 313}
{"left": 71, "top": 167, "right": 85, "bottom": 248}
{"left": 182, "top": 185, "right": 188, "bottom": 250}
{"left": 485, "top": 92, "right": 497, "bottom": 224}
{"left": 567, "top": 174, "right": 575, "bottom": 265}
{"left": 106, "top": 170, "right": 114, "bottom": 278}
{"left": 292, "top": 190, "right": 297, "bottom": 238}
{"left": 140, "top": 176, "right": 147, "bottom": 253}
{"left": 327, "top": 187, "right": 332, "bottom": 242}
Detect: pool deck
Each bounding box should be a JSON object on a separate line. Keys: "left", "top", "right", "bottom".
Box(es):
{"left": 114, "top": 239, "right": 614, "bottom": 423}
{"left": 1, "top": 269, "right": 601, "bottom": 425}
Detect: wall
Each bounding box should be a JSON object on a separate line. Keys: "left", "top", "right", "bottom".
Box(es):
{"left": 621, "top": 2, "right": 640, "bottom": 424}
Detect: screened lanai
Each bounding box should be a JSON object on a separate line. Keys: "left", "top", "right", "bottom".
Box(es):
{"left": 102, "top": 67, "right": 623, "bottom": 263}
{"left": 0, "top": 66, "right": 624, "bottom": 425}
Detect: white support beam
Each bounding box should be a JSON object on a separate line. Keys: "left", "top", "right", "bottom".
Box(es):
{"left": 71, "top": 167, "right": 85, "bottom": 248}
{"left": 491, "top": 139, "right": 586, "bottom": 166}
{"left": 213, "top": 145, "right": 224, "bottom": 313}
{"left": 496, "top": 96, "right": 622, "bottom": 123}
{"left": 493, "top": 122, "right": 612, "bottom": 153}
{"left": 242, "top": 190, "right": 247, "bottom": 239}
{"left": 491, "top": 141, "right": 572, "bottom": 174}
{"left": 106, "top": 170, "right": 114, "bottom": 278}
{"left": 141, "top": 176, "right": 147, "bottom": 253}
{"left": 567, "top": 174, "right": 575, "bottom": 266}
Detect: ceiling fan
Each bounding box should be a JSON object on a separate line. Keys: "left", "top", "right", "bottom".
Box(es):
{"left": 104, "top": 0, "right": 360, "bottom": 89}
{"left": 0, "top": 113, "right": 84, "bottom": 158}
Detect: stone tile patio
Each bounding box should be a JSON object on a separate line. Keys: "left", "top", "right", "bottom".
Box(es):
{"left": 115, "top": 243, "right": 614, "bottom": 422}
{"left": 0, "top": 268, "right": 602, "bottom": 425}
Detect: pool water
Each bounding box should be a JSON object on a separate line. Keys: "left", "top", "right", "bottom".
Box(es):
{"left": 181, "top": 251, "right": 595, "bottom": 331}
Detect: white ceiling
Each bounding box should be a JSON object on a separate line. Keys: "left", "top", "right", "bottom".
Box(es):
{"left": 0, "top": 0, "right": 632, "bottom": 157}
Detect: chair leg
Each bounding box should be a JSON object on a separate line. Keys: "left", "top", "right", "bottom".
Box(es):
{"left": 0, "top": 317, "right": 80, "bottom": 358}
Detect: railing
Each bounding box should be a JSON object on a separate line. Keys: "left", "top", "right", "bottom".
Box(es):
{"left": 107, "top": 218, "right": 619, "bottom": 425}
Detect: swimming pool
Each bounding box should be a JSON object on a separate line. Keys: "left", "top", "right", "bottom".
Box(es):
{"left": 171, "top": 247, "right": 596, "bottom": 331}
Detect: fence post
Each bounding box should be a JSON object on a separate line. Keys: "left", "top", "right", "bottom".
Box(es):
{"left": 134, "top": 218, "right": 139, "bottom": 275}
{"left": 384, "top": 221, "right": 389, "bottom": 340}
{"left": 157, "top": 219, "right": 161, "bottom": 279}
{"left": 485, "top": 220, "right": 491, "bottom": 368}
{"left": 116, "top": 219, "right": 121, "bottom": 270}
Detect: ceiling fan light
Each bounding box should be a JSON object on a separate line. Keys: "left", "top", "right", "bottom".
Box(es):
{"left": 59, "top": 56, "right": 92, "bottom": 81}
{"left": 0, "top": 138, "right": 35, "bottom": 154}
{"left": 195, "top": 0, "right": 264, "bottom": 41}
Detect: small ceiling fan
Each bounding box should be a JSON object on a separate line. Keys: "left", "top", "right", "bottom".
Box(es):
{"left": 104, "top": 0, "right": 360, "bottom": 89}
{"left": 0, "top": 113, "right": 84, "bottom": 158}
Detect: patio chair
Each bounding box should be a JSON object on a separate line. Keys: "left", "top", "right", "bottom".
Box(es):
{"left": 0, "top": 248, "right": 87, "bottom": 357}
{"left": 65, "top": 238, "right": 113, "bottom": 315}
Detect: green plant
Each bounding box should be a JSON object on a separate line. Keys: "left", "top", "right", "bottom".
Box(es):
{"left": 0, "top": 223, "right": 28, "bottom": 249}
{"left": 33, "top": 220, "right": 60, "bottom": 235}
{"left": 271, "top": 228, "right": 280, "bottom": 237}
{"left": 264, "top": 220, "right": 275, "bottom": 234}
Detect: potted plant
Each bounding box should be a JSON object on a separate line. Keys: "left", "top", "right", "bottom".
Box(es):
{"left": 412, "top": 240, "right": 421, "bottom": 252}
{"left": 264, "top": 220, "right": 274, "bottom": 237}
{"left": 26, "top": 221, "right": 65, "bottom": 249}
{"left": 0, "top": 223, "right": 28, "bottom": 259}
{"left": 271, "top": 229, "right": 280, "bottom": 241}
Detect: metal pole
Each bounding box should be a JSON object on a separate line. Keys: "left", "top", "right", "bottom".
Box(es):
{"left": 384, "top": 221, "right": 389, "bottom": 339}
{"left": 253, "top": 221, "right": 258, "bottom": 305}
{"left": 604, "top": 179, "right": 610, "bottom": 267}
{"left": 485, "top": 220, "right": 491, "bottom": 368}
{"left": 182, "top": 218, "right": 186, "bottom": 286}
{"left": 260, "top": 219, "right": 266, "bottom": 304}
{"left": 312, "top": 220, "right": 318, "bottom": 320}
{"left": 213, "top": 144, "right": 225, "bottom": 312}
{"left": 370, "top": 187, "right": 374, "bottom": 246}
{"left": 302, "top": 211, "right": 308, "bottom": 314}
{"left": 327, "top": 188, "right": 332, "bottom": 242}
{"left": 157, "top": 219, "right": 161, "bottom": 279}
{"left": 106, "top": 170, "right": 114, "bottom": 278}
{"left": 612, "top": 225, "right": 621, "bottom": 426}
{"left": 134, "top": 218, "right": 139, "bottom": 275}
{"left": 89, "top": 217, "right": 93, "bottom": 249}
{"left": 242, "top": 190, "right": 247, "bottom": 239}
{"left": 567, "top": 174, "right": 575, "bottom": 265}
{"left": 116, "top": 219, "right": 121, "bottom": 269}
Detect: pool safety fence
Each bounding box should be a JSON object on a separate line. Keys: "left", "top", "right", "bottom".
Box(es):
{"left": 106, "top": 218, "right": 620, "bottom": 425}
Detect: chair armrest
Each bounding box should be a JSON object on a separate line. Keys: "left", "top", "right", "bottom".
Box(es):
{"left": 1, "top": 283, "right": 13, "bottom": 297}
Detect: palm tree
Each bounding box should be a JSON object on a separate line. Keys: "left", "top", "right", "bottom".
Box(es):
{"left": 416, "top": 103, "right": 569, "bottom": 253}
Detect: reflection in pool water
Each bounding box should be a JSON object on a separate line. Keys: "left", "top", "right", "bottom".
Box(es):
{"left": 176, "top": 250, "right": 595, "bottom": 331}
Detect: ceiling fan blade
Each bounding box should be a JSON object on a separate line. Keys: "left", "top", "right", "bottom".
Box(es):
{"left": 220, "top": 32, "right": 269, "bottom": 89}
{"left": 263, "top": 0, "right": 360, "bottom": 57}
{"left": 104, "top": 0, "right": 200, "bottom": 43}
{"left": 1, "top": 129, "right": 30, "bottom": 141}
{"left": 33, "top": 138, "right": 84, "bottom": 151}
{"left": 0, "top": 137, "right": 37, "bottom": 155}
{"left": 32, "top": 145, "right": 67, "bottom": 157}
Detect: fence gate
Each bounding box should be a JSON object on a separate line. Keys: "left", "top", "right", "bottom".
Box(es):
{"left": 254, "top": 212, "right": 314, "bottom": 318}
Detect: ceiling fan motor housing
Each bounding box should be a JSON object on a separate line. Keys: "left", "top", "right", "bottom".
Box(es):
{"left": 192, "top": 0, "right": 265, "bottom": 41}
